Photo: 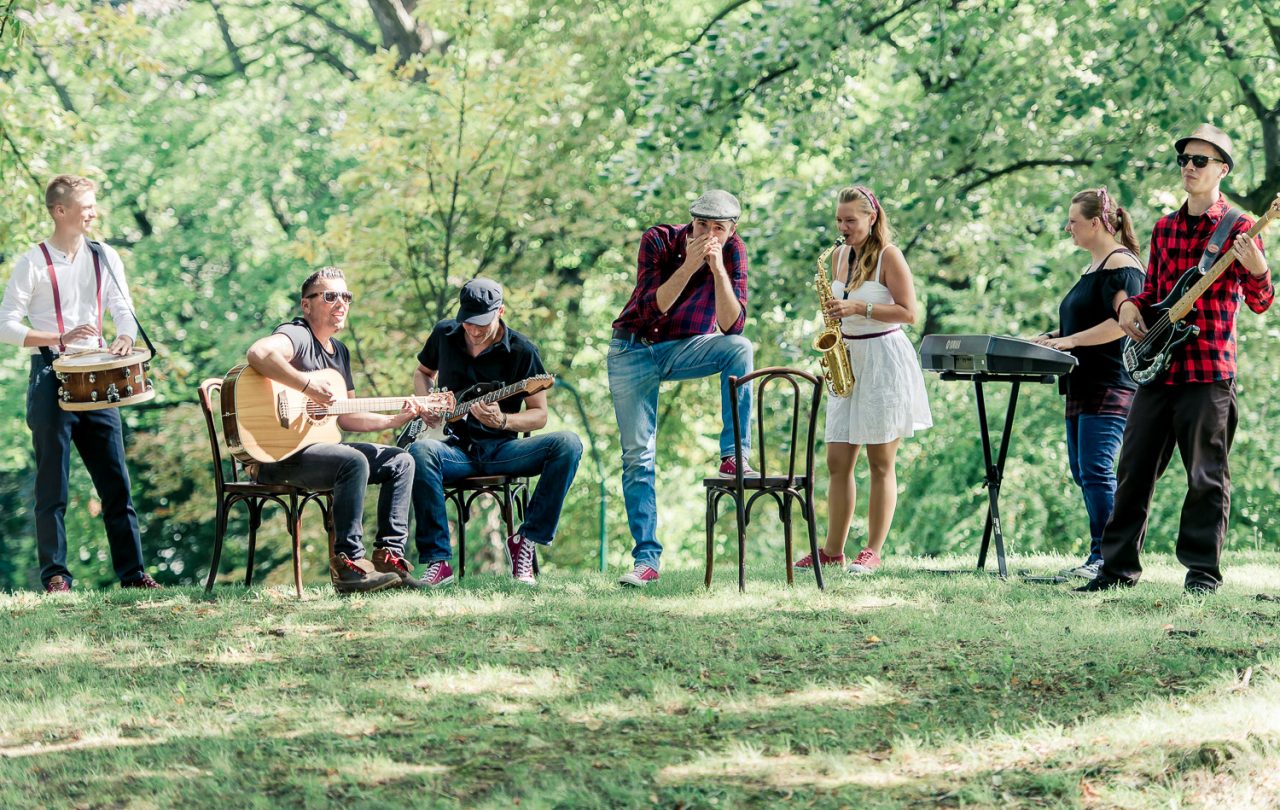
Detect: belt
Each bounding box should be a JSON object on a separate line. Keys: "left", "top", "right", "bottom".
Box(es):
{"left": 611, "top": 327, "right": 658, "bottom": 346}
{"left": 841, "top": 327, "right": 901, "bottom": 341}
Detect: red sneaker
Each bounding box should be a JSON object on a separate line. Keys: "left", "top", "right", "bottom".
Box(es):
{"left": 420, "top": 560, "right": 456, "bottom": 588}
{"left": 718, "top": 456, "right": 760, "bottom": 478}
{"left": 794, "top": 549, "right": 845, "bottom": 569}
{"left": 44, "top": 575, "right": 71, "bottom": 593}
{"left": 618, "top": 563, "right": 659, "bottom": 588}
{"left": 505, "top": 534, "right": 537, "bottom": 586}
{"left": 846, "top": 547, "right": 882, "bottom": 575}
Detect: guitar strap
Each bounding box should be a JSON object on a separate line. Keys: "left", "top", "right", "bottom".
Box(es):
{"left": 87, "top": 239, "right": 158, "bottom": 357}
{"left": 1196, "top": 207, "right": 1242, "bottom": 275}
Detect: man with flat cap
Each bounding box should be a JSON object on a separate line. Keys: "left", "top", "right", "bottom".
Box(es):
{"left": 609, "top": 189, "right": 755, "bottom": 587}
{"left": 406, "top": 278, "right": 582, "bottom": 587}
{"left": 1078, "top": 124, "right": 1273, "bottom": 594}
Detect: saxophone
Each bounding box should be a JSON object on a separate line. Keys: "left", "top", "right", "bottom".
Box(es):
{"left": 813, "top": 241, "right": 854, "bottom": 397}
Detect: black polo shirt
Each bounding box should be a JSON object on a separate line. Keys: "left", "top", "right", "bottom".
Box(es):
{"left": 417, "top": 319, "right": 547, "bottom": 449}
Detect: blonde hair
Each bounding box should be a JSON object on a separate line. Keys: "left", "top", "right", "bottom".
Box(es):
{"left": 837, "top": 185, "right": 894, "bottom": 289}
{"left": 45, "top": 175, "right": 96, "bottom": 212}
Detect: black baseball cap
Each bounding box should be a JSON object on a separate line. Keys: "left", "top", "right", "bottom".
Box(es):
{"left": 457, "top": 278, "right": 503, "bottom": 325}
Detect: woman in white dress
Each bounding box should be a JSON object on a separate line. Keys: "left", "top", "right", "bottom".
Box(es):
{"left": 795, "top": 185, "right": 932, "bottom": 575}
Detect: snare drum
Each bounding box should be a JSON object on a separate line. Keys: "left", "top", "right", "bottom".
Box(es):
{"left": 51, "top": 349, "right": 156, "bottom": 411}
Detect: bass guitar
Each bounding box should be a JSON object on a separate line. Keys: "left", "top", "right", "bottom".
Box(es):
{"left": 395, "top": 374, "right": 555, "bottom": 448}
{"left": 221, "top": 364, "right": 454, "bottom": 463}
{"left": 1123, "top": 193, "right": 1280, "bottom": 385}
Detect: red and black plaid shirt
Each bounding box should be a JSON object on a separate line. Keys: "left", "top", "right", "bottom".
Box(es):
{"left": 1127, "top": 195, "right": 1272, "bottom": 384}
{"left": 612, "top": 223, "right": 748, "bottom": 341}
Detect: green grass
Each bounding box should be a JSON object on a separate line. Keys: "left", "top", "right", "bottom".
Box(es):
{"left": 2, "top": 552, "right": 1280, "bottom": 809}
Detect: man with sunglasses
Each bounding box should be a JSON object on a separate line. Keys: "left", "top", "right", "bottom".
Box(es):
{"left": 247, "top": 267, "right": 431, "bottom": 593}
{"left": 1078, "top": 124, "right": 1272, "bottom": 594}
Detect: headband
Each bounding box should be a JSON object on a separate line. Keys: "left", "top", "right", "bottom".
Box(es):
{"left": 852, "top": 185, "right": 879, "bottom": 214}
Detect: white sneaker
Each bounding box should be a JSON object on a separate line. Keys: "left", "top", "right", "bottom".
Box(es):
{"left": 618, "top": 563, "right": 660, "bottom": 587}
{"left": 1062, "top": 559, "right": 1103, "bottom": 580}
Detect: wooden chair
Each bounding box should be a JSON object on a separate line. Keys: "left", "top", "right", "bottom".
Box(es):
{"left": 445, "top": 474, "right": 537, "bottom": 580}
{"left": 703, "top": 367, "right": 825, "bottom": 592}
{"left": 197, "top": 378, "right": 334, "bottom": 598}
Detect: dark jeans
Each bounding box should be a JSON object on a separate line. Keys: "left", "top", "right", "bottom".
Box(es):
{"left": 27, "top": 354, "right": 145, "bottom": 587}
{"left": 258, "top": 442, "right": 414, "bottom": 560}
{"left": 408, "top": 431, "right": 583, "bottom": 564}
{"left": 1065, "top": 412, "right": 1127, "bottom": 561}
{"left": 1100, "top": 380, "right": 1237, "bottom": 589}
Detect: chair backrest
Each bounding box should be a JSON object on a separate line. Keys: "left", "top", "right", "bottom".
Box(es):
{"left": 197, "top": 377, "right": 233, "bottom": 496}
{"left": 727, "top": 366, "right": 823, "bottom": 487}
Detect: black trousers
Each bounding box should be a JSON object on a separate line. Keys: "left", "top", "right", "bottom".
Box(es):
{"left": 1100, "top": 380, "right": 1237, "bottom": 589}
{"left": 27, "top": 354, "right": 145, "bottom": 587}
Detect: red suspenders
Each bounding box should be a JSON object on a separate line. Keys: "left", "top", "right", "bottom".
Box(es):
{"left": 38, "top": 240, "right": 104, "bottom": 353}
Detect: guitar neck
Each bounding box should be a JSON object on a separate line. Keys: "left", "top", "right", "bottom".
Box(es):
{"left": 1170, "top": 207, "right": 1277, "bottom": 321}
{"left": 447, "top": 380, "right": 533, "bottom": 419}
{"left": 325, "top": 394, "right": 440, "bottom": 415}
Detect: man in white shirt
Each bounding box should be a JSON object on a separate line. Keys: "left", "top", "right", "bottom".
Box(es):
{"left": 0, "top": 175, "right": 157, "bottom": 592}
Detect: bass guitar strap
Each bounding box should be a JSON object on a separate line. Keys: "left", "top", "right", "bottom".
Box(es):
{"left": 1197, "top": 207, "right": 1242, "bottom": 275}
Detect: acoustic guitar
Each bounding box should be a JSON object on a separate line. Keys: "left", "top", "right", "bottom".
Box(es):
{"left": 1123, "top": 193, "right": 1280, "bottom": 385}
{"left": 221, "top": 363, "right": 454, "bottom": 463}
{"left": 395, "top": 374, "right": 555, "bottom": 448}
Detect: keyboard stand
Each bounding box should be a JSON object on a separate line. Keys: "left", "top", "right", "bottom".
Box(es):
{"left": 940, "top": 371, "right": 1056, "bottom": 579}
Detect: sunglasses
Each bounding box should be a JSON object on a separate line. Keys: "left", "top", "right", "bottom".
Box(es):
{"left": 306, "top": 290, "right": 354, "bottom": 305}
{"left": 1176, "top": 154, "right": 1225, "bottom": 168}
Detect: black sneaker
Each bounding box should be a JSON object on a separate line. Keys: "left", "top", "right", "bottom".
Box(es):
{"left": 329, "top": 554, "right": 401, "bottom": 594}
{"left": 1184, "top": 582, "right": 1218, "bottom": 595}
{"left": 1073, "top": 575, "right": 1133, "bottom": 593}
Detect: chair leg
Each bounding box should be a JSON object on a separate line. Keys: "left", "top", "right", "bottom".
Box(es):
{"left": 455, "top": 496, "right": 468, "bottom": 582}
{"left": 804, "top": 494, "right": 824, "bottom": 591}
{"left": 205, "top": 497, "right": 230, "bottom": 594}
{"left": 735, "top": 493, "right": 747, "bottom": 593}
{"left": 782, "top": 499, "right": 795, "bottom": 587}
{"left": 245, "top": 499, "right": 263, "bottom": 588}
{"left": 704, "top": 491, "right": 716, "bottom": 589}
{"left": 290, "top": 495, "right": 304, "bottom": 599}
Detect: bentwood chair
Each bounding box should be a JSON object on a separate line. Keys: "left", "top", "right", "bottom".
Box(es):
{"left": 703, "top": 367, "right": 825, "bottom": 592}
{"left": 198, "top": 378, "right": 334, "bottom": 598}
{"left": 443, "top": 474, "right": 537, "bottom": 580}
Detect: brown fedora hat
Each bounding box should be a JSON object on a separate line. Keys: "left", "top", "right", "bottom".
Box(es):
{"left": 1175, "top": 123, "right": 1234, "bottom": 171}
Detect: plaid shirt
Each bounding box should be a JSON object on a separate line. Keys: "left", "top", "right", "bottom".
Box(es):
{"left": 1128, "top": 195, "right": 1272, "bottom": 384}
{"left": 612, "top": 223, "right": 748, "bottom": 341}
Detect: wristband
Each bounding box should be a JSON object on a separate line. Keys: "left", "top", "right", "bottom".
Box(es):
{"left": 500, "top": 413, "right": 509, "bottom": 430}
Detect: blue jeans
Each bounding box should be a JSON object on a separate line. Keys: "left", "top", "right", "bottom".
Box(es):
{"left": 258, "top": 442, "right": 414, "bottom": 560}
{"left": 408, "top": 432, "right": 583, "bottom": 564}
{"left": 606, "top": 332, "right": 753, "bottom": 570}
{"left": 27, "top": 354, "right": 145, "bottom": 587}
{"left": 1065, "top": 412, "right": 1127, "bottom": 561}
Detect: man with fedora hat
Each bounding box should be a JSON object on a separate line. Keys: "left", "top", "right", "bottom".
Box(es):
{"left": 609, "top": 189, "right": 756, "bottom": 587}
{"left": 405, "top": 278, "right": 582, "bottom": 587}
{"left": 1077, "top": 124, "right": 1272, "bottom": 594}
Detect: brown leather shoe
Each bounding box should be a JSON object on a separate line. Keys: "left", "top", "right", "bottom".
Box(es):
{"left": 44, "top": 575, "right": 71, "bottom": 593}
{"left": 121, "top": 573, "right": 162, "bottom": 589}
{"left": 371, "top": 547, "right": 427, "bottom": 590}
{"left": 330, "top": 554, "right": 401, "bottom": 594}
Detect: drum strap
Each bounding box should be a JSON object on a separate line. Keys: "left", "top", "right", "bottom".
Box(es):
{"left": 38, "top": 241, "right": 104, "bottom": 353}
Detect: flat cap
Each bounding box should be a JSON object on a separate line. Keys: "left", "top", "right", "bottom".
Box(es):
{"left": 456, "top": 278, "right": 503, "bottom": 325}
{"left": 689, "top": 189, "right": 741, "bottom": 221}
{"left": 1176, "top": 123, "right": 1234, "bottom": 171}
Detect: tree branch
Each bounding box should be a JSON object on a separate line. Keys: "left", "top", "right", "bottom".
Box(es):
{"left": 657, "top": 0, "right": 754, "bottom": 67}
{"left": 958, "top": 157, "right": 1093, "bottom": 195}
{"left": 208, "top": 0, "right": 247, "bottom": 76}
{"left": 288, "top": 1, "right": 377, "bottom": 54}
{"left": 0, "top": 124, "right": 42, "bottom": 191}
{"left": 283, "top": 36, "right": 359, "bottom": 81}
{"left": 1213, "top": 26, "right": 1271, "bottom": 122}
{"left": 33, "top": 46, "right": 76, "bottom": 114}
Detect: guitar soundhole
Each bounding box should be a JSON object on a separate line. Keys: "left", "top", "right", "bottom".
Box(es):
{"left": 304, "top": 400, "right": 329, "bottom": 423}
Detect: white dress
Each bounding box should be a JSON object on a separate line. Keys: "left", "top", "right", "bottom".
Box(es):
{"left": 824, "top": 245, "right": 933, "bottom": 445}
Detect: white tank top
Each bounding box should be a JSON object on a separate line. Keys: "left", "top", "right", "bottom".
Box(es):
{"left": 831, "top": 244, "right": 895, "bottom": 337}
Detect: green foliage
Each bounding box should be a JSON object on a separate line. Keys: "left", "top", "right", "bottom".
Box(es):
{"left": 0, "top": 0, "right": 1278, "bottom": 588}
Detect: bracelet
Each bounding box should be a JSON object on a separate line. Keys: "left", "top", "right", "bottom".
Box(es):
{"left": 302, "top": 379, "right": 311, "bottom": 392}
{"left": 500, "top": 413, "right": 509, "bottom": 430}
{"left": 866, "top": 302, "right": 874, "bottom": 319}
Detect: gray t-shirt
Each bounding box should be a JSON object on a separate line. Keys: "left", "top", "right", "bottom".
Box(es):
{"left": 273, "top": 318, "right": 355, "bottom": 391}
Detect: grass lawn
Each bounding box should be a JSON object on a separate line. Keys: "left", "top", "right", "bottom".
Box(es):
{"left": 2, "top": 552, "right": 1279, "bottom": 809}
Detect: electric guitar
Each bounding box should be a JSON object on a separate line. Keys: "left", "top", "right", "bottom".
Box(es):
{"left": 1123, "top": 193, "right": 1280, "bottom": 385}
{"left": 221, "top": 364, "right": 454, "bottom": 463}
{"left": 395, "top": 374, "right": 555, "bottom": 448}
